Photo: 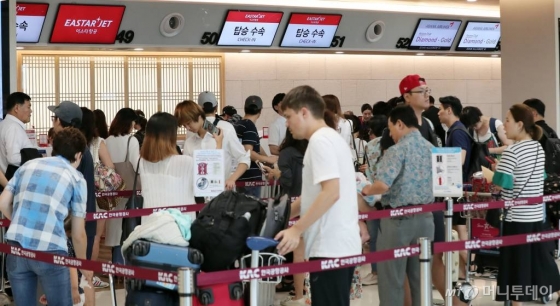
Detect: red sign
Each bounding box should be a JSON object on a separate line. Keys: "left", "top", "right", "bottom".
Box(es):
{"left": 16, "top": 3, "right": 48, "bottom": 16}
{"left": 50, "top": 4, "right": 126, "bottom": 44}
{"left": 225, "top": 11, "right": 283, "bottom": 23}
{"left": 288, "top": 14, "right": 342, "bottom": 26}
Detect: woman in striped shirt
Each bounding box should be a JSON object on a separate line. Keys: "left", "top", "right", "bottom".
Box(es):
{"left": 492, "top": 104, "right": 560, "bottom": 305}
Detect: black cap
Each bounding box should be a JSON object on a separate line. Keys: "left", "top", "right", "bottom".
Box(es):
{"left": 221, "top": 105, "right": 237, "bottom": 116}
{"left": 244, "top": 95, "right": 263, "bottom": 110}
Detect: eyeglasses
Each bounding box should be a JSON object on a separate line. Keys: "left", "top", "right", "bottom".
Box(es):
{"left": 409, "top": 88, "right": 432, "bottom": 96}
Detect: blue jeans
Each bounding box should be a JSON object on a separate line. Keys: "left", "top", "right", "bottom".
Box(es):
{"left": 367, "top": 219, "right": 380, "bottom": 272}
{"left": 7, "top": 248, "right": 72, "bottom": 306}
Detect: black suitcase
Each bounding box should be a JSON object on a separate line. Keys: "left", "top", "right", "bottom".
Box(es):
{"left": 125, "top": 285, "right": 179, "bottom": 306}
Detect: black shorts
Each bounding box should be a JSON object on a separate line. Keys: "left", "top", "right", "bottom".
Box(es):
{"left": 452, "top": 211, "right": 467, "bottom": 226}
{"left": 432, "top": 210, "right": 445, "bottom": 243}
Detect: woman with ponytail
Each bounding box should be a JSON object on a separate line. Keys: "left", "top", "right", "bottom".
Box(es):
{"left": 492, "top": 104, "right": 560, "bottom": 305}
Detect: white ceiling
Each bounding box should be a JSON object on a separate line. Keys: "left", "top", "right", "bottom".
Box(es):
{"left": 151, "top": 0, "right": 500, "bottom": 17}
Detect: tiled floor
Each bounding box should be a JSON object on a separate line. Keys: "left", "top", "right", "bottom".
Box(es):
{"left": 94, "top": 265, "right": 558, "bottom": 306}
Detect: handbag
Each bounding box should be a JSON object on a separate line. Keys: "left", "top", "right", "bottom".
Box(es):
{"left": 92, "top": 138, "right": 125, "bottom": 211}
{"left": 120, "top": 157, "right": 143, "bottom": 244}
{"left": 486, "top": 145, "right": 540, "bottom": 230}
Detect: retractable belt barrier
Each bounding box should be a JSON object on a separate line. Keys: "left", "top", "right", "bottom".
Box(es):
{"left": 0, "top": 228, "right": 559, "bottom": 287}
{"left": 0, "top": 192, "right": 557, "bottom": 287}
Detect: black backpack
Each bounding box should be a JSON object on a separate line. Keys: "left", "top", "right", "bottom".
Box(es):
{"left": 540, "top": 129, "right": 560, "bottom": 175}
{"left": 189, "top": 191, "right": 267, "bottom": 272}
{"left": 448, "top": 125, "right": 492, "bottom": 180}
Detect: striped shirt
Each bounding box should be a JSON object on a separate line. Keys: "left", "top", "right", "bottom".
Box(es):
{"left": 492, "top": 140, "right": 545, "bottom": 222}
{"left": 235, "top": 119, "right": 262, "bottom": 181}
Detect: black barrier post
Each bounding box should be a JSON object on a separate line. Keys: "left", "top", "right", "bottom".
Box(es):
{"left": 178, "top": 267, "right": 196, "bottom": 306}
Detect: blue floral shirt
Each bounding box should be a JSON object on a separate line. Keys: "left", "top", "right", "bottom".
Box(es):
{"left": 375, "top": 130, "right": 434, "bottom": 208}
{"left": 364, "top": 137, "right": 383, "bottom": 182}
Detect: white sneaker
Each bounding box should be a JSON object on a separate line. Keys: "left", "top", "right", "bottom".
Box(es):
{"left": 281, "top": 297, "right": 306, "bottom": 306}
{"left": 361, "top": 273, "right": 378, "bottom": 286}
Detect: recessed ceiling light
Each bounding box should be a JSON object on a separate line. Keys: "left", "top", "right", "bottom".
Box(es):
{"left": 491, "top": 54, "right": 499, "bottom": 57}
{"left": 16, "top": 47, "right": 24, "bottom": 50}
{"left": 335, "top": 51, "right": 344, "bottom": 54}
{"left": 240, "top": 49, "right": 251, "bottom": 53}
{"left": 467, "top": 0, "right": 477, "bottom": 2}
{"left": 416, "top": 53, "right": 425, "bottom": 56}
{"left": 133, "top": 48, "right": 144, "bottom": 51}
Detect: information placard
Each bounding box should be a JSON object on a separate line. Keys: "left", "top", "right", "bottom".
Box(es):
{"left": 432, "top": 147, "right": 463, "bottom": 198}
{"left": 193, "top": 149, "right": 225, "bottom": 197}
{"left": 456, "top": 21, "right": 500, "bottom": 51}
{"left": 217, "top": 11, "right": 283, "bottom": 47}
{"left": 50, "top": 4, "right": 126, "bottom": 44}
{"left": 16, "top": 3, "right": 49, "bottom": 43}
{"left": 408, "top": 19, "right": 462, "bottom": 51}
{"left": 280, "top": 13, "right": 342, "bottom": 48}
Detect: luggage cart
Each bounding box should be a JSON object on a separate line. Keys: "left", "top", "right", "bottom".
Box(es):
{"left": 241, "top": 237, "right": 285, "bottom": 306}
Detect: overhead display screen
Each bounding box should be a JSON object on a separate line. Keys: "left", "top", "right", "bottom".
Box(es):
{"left": 16, "top": 3, "right": 49, "bottom": 43}
{"left": 456, "top": 21, "right": 500, "bottom": 51}
{"left": 280, "top": 13, "right": 342, "bottom": 48}
{"left": 217, "top": 11, "right": 283, "bottom": 47}
{"left": 50, "top": 4, "right": 125, "bottom": 44}
{"left": 408, "top": 19, "right": 462, "bottom": 50}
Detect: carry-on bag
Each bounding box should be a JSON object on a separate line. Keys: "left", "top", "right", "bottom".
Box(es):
{"left": 194, "top": 282, "right": 244, "bottom": 306}
{"left": 125, "top": 284, "right": 179, "bottom": 306}
{"left": 125, "top": 239, "right": 203, "bottom": 291}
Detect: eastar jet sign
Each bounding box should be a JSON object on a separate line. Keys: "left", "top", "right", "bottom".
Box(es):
{"left": 50, "top": 4, "right": 125, "bottom": 44}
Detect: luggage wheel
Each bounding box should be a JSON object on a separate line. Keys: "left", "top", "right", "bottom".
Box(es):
{"left": 541, "top": 294, "right": 552, "bottom": 304}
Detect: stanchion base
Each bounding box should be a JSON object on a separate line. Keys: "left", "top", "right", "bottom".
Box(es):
{"left": 432, "top": 298, "right": 444, "bottom": 306}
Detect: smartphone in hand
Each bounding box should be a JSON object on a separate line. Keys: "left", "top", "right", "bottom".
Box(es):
{"left": 203, "top": 120, "right": 220, "bottom": 135}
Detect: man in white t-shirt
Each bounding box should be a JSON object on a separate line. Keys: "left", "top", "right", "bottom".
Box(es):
{"left": 268, "top": 93, "right": 286, "bottom": 155}
{"left": 276, "top": 85, "right": 361, "bottom": 306}
{"left": 198, "top": 91, "right": 237, "bottom": 136}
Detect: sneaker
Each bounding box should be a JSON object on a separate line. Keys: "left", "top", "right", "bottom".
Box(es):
{"left": 281, "top": 297, "right": 306, "bottom": 306}
{"left": 92, "top": 276, "right": 109, "bottom": 288}
{"left": 361, "top": 273, "right": 378, "bottom": 286}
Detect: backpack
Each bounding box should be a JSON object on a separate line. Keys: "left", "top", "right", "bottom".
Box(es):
{"left": 540, "top": 129, "right": 560, "bottom": 175}
{"left": 422, "top": 117, "right": 441, "bottom": 147}
{"left": 189, "top": 191, "right": 267, "bottom": 272}
{"left": 448, "top": 125, "right": 492, "bottom": 180}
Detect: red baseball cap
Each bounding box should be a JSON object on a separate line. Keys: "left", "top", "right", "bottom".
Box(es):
{"left": 399, "top": 74, "right": 427, "bottom": 95}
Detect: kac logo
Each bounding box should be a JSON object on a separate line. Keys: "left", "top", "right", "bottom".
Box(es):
{"left": 53, "top": 256, "right": 65, "bottom": 266}
{"left": 465, "top": 240, "right": 481, "bottom": 250}
{"left": 390, "top": 209, "right": 404, "bottom": 217}
{"left": 10, "top": 246, "right": 20, "bottom": 256}
{"left": 527, "top": 233, "right": 541, "bottom": 243}
{"left": 239, "top": 269, "right": 260, "bottom": 280}
{"left": 93, "top": 212, "right": 108, "bottom": 220}
{"left": 102, "top": 263, "right": 115, "bottom": 274}
{"left": 394, "top": 247, "right": 412, "bottom": 258}
{"left": 157, "top": 272, "right": 175, "bottom": 283}
{"left": 320, "top": 259, "right": 340, "bottom": 270}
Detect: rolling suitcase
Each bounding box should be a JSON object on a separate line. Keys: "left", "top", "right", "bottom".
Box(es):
{"left": 125, "top": 283, "right": 179, "bottom": 306}
{"left": 194, "top": 282, "right": 244, "bottom": 306}
{"left": 125, "top": 239, "right": 203, "bottom": 291}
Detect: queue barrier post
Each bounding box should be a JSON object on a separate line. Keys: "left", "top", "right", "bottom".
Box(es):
{"left": 178, "top": 267, "right": 196, "bottom": 306}
{"left": 444, "top": 197, "right": 454, "bottom": 306}
{"left": 419, "top": 237, "right": 432, "bottom": 306}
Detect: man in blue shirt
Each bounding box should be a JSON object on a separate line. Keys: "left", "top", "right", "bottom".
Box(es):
{"left": 0, "top": 128, "right": 92, "bottom": 306}
{"left": 438, "top": 95, "right": 472, "bottom": 280}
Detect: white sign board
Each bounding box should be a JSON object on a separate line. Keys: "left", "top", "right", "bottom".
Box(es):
{"left": 432, "top": 147, "right": 463, "bottom": 197}
{"left": 193, "top": 149, "right": 225, "bottom": 197}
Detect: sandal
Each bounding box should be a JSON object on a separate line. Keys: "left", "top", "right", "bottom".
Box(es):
{"left": 469, "top": 264, "right": 478, "bottom": 273}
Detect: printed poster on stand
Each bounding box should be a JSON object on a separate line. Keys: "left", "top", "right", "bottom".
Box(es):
{"left": 432, "top": 147, "right": 463, "bottom": 198}
{"left": 193, "top": 149, "right": 224, "bottom": 197}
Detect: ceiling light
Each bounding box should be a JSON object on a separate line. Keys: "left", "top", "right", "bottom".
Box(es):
{"left": 491, "top": 54, "right": 499, "bottom": 57}
{"left": 416, "top": 53, "right": 425, "bottom": 56}
{"left": 133, "top": 48, "right": 144, "bottom": 51}
{"left": 240, "top": 50, "right": 251, "bottom": 53}
{"left": 16, "top": 47, "right": 24, "bottom": 50}
{"left": 335, "top": 51, "right": 344, "bottom": 54}
{"left": 467, "top": 0, "right": 477, "bottom": 2}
